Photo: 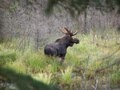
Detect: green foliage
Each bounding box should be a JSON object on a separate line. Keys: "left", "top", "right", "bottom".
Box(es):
{"left": 0, "top": 30, "right": 120, "bottom": 90}
{"left": 23, "top": 51, "right": 48, "bottom": 73}
{"left": 9, "top": 1, "right": 19, "bottom": 12}
{"left": 45, "top": 0, "right": 58, "bottom": 15}
{"left": 0, "top": 67, "right": 60, "bottom": 90}
{"left": 110, "top": 71, "right": 120, "bottom": 88}
{"left": 5, "top": 60, "right": 27, "bottom": 74}
{"left": 0, "top": 49, "right": 16, "bottom": 65}
{"left": 1, "top": 0, "right": 120, "bottom": 15}
{"left": 33, "top": 72, "right": 52, "bottom": 85}
{"left": 46, "top": 0, "right": 120, "bottom": 17}
{"left": 60, "top": 66, "right": 73, "bottom": 84}
{"left": 47, "top": 60, "right": 60, "bottom": 73}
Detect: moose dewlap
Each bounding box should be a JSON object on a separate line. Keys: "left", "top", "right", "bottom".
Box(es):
{"left": 44, "top": 27, "right": 79, "bottom": 64}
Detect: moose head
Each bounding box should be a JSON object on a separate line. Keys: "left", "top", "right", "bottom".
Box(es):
{"left": 44, "top": 27, "right": 79, "bottom": 64}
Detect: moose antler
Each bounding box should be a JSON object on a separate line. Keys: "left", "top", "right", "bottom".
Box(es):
{"left": 72, "top": 30, "right": 78, "bottom": 36}
{"left": 59, "top": 27, "right": 78, "bottom": 36}
{"left": 59, "top": 27, "right": 68, "bottom": 35}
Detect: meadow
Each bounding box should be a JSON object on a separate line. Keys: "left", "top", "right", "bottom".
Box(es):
{"left": 0, "top": 30, "right": 120, "bottom": 90}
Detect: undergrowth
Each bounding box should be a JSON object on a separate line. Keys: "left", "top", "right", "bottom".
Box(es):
{"left": 0, "top": 31, "right": 120, "bottom": 90}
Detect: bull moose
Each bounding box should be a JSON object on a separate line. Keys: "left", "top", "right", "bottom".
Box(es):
{"left": 44, "top": 27, "right": 79, "bottom": 64}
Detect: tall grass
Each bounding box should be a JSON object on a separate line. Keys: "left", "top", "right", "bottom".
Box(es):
{"left": 0, "top": 30, "right": 120, "bottom": 90}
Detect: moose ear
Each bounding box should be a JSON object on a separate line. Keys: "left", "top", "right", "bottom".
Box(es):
{"left": 55, "top": 38, "right": 61, "bottom": 42}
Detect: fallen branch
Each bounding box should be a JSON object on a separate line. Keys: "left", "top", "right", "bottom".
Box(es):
{"left": 96, "top": 43, "right": 120, "bottom": 48}
{"left": 73, "top": 66, "right": 94, "bottom": 72}
{"left": 73, "top": 59, "right": 120, "bottom": 74}
{"left": 99, "top": 46, "right": 120, "bottom": 61}
{"left": 95, "top": 59, "right": 120, "bottom": 73}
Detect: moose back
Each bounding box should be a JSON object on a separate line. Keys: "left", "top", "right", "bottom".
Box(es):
{"left": 44, "top": 27, "right": 79, "bottom": 64}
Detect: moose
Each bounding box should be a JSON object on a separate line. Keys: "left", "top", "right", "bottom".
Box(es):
{"left": 44, "top": 27, "right": 79, "bottom": 64}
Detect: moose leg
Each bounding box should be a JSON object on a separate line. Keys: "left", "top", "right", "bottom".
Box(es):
{"left": 60, "top": 56, "right": 65, "bottom": 65}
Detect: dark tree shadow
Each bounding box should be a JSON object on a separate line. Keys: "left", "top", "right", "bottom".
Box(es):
{"left": 0, "top": 67, "right": 60, "bottom": 90}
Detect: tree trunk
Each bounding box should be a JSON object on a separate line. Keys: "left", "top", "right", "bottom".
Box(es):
{"left": 83, "top": 10, "right": 87, "bottom": 34}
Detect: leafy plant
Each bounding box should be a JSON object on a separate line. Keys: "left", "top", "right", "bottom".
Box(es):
{"left": 110, "top": 71, "right": 120, "bottom": 88}
{"left": 33, "top": 73, "right": 52, "bottom": 85}
{"left": 60, "top": 66, "right": 73, "bottom": 84}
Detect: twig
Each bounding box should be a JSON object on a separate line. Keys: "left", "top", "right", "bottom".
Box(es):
{"left": 99, "top": 46, "right": 120, "bottom": 61}
{"left": 74, "top": 58, "right": 120, "bottom": 74}
{"left": 73, "top": 66, "right": 94, "bottom": 73}
{"left": 96, "top": 43, "right": 120, "bottom": 48}
{"left": 95, "top": 59, "right": 120, "bottom": 73}
{"left": 91, "top": 77, "right": 98, "bottom": 90}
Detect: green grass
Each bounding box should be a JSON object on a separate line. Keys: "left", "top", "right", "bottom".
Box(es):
{"left": 32, "top": 72, "right": 52, "bottom": 85}
{"left": 0, "top": 31, "right": 120, "bottom": 90}
{"left": 60, "top": 66, "right": 73, "bottom": 84}
{"left": 0, "top": 49, "right": 16, "bottom": 65}
{"left": 110, "top": 70, "right": 120, "bottom": 88}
